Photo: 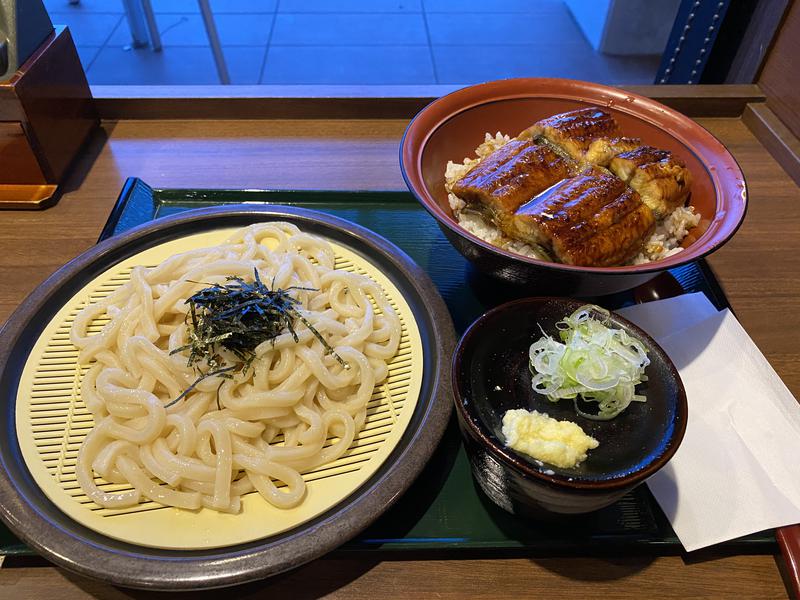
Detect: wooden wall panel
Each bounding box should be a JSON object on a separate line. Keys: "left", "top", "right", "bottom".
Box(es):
{"left": 759, "top": 0, "right": 800, "bottom": 138}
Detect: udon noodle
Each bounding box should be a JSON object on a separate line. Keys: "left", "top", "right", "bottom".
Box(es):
{"left": 70, "top": 222, "right": 401, "bottom": 513}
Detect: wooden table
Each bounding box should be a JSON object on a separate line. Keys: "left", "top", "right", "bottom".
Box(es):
{"left": 0, "top": 88, "right": 798, "bottom": 598}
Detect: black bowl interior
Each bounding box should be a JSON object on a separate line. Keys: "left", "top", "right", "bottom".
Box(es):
{"left": 455, "top": 298, "right": 684, "bottom": 484}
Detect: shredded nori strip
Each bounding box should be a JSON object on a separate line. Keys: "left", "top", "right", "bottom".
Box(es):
{"left": 167, "top": 268, "right": 346, "bottom": 408}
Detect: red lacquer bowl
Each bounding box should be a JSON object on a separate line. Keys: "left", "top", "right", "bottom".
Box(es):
{"left": 400, "top": 78, "right": 747, "bottom": 296}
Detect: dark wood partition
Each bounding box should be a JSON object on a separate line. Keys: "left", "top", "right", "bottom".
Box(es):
{"left": 759, "top": 0, "right": 800, "bottom": 138}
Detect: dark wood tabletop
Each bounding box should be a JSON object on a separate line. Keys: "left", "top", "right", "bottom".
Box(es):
{"left": 0, "top": 104, "right": 797, "bottom": 598}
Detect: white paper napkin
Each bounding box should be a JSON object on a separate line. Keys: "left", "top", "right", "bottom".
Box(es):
{"left": 617, "top": 296, "right": 800, "bottom": 552}
{"left": 616, "top": 292, "right": 719, "bottom": 340}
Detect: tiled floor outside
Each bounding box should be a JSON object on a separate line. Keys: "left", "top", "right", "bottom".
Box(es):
{"left": 45, "top": 0, "right": 661, "bottom": 86}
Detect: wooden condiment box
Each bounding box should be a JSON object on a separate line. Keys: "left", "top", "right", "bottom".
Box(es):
{"left": 0, "top": 26, "right": 98, "bottom": 209}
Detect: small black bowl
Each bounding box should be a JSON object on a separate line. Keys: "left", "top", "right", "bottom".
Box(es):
{"left": 452, "top": 297, "right": 687, "bottom": 516}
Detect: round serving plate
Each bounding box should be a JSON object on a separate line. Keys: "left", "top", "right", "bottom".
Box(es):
{"left": 0, "top": 206, "right": 456, "bottom": 590}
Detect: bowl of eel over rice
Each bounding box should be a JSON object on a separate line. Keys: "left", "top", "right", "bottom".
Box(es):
{"left": 400, "top": 78, "right": 747, "bottom": 296}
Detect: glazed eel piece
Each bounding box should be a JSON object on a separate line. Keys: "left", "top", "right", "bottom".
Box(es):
{"left": 609, "top": 146, "right": 693, "bottom": 219}
{"left": 518, "top": 107, "right": 640, "bottom": 167}
{"left": 507, "top": 167, "right": 656, "bottom": 266}
{"left": 451, "top": 139, "right": 574, "bottom": 229}
{"left": 518, "top": 107, "right": 693, "bottom": 216}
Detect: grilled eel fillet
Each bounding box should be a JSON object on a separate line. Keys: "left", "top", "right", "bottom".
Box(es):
{"left": 609, "top": 146, "right": 693, "bottom": 219}
{"left": 584, "top": 136, "right": 641, "bottom": 167}
{"left": 451, "top": 139, "right": 573, "bottom": 227}
{"left": 517, "top": 107, "right": 639, "bottom": 166}
{"left": 507, "top": 168, "right": 656, "bottom": 266}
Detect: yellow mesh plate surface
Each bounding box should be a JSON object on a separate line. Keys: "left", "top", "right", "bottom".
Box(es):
{"left": 15, "top": 228, "right": 424, "bottom": 550}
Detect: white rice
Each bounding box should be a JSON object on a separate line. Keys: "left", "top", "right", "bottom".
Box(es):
{"left": 444, "top": 133, "right": 701, "bottom": 265}
{"left": 629, "top": 205, "right": 701, "bottom": 264}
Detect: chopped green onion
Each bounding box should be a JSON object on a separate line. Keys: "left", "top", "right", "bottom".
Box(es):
{"left": 529, "top": 305, "right": 649, "bottom": 420}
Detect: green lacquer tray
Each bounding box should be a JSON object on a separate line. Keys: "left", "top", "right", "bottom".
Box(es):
{"left": 0, "top": 179, "right": 776, "bottom": 559}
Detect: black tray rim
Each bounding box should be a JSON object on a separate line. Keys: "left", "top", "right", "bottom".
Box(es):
{"left": 1, "top": 180, "right": 773, "bottom": 568}
{"left": 100, "top": 182, "right": 778, "bottom": 552}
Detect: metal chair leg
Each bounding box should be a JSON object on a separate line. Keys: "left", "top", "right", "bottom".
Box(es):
{"left": 121, "top": 0, "right": 161, "bottom": 51}
{"left": 198, "top": 0, "right": 230, "bottom": 84}
{"left": 121, "top": 0, "right": 148, "bottom": 48}
{"left": 141, "top": 0, "right": 162, "bottom": 51}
